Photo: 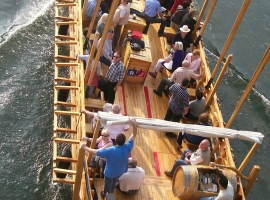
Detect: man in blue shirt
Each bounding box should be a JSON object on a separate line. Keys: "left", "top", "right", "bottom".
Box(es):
{"left": 143, "top": 0, "right": 167, "bottom": 37}
{"left": 81, "top": 118, "right": 138, "bottom": 199}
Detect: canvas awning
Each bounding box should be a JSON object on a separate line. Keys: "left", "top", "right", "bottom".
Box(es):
{"left": 97, "top": 112, "right": 264, "bottom": 144}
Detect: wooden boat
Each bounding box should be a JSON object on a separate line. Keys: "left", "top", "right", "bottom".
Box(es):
{"left": 52, "top": 0, "right": 269, "bottom": 199}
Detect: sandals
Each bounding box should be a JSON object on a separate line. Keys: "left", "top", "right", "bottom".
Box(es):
{"left": 149, "top": 71, "right": 157, "bottom": 78}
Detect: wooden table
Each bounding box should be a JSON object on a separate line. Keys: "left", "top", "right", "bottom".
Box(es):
{"left": 122, "top": 34, "right": 152, "bottom": 84}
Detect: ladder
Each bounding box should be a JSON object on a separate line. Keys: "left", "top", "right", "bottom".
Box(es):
{"left": 53, "top": 0, "right": 85, "bottom": 186}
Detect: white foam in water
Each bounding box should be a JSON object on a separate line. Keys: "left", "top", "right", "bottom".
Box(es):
{"left": 0, "top": 0, "right": 54, "bottom": 46}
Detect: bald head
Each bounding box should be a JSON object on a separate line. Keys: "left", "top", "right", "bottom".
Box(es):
{"left": 182, "top": 60, "right": 190, "bottom": 68}
{"left": 112, "top": 104, "right": 121, "bottom": 114}
{"left": 199, "top": 139, "right": 210, "bottom": 150}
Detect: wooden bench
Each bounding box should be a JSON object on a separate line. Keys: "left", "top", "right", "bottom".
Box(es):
{"left": 164, "top": 26, "right": 176, "bottom": 42}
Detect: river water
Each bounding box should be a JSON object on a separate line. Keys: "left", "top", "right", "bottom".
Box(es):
{"left": 0, "top": 0, "right": 269, "bottom": 199}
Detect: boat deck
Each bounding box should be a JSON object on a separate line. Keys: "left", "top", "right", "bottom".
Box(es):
{"left": 91, "top": 25, "right": 191, "bottom": 200}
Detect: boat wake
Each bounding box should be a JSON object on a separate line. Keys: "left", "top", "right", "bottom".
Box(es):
{"left": 0, "top": 0, "right": 54, "bottom": 46}
{"left": 204, "top": 47, "right": 270, "bottom": 115}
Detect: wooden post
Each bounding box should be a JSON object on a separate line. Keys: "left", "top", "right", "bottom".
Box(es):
{"left": 238, "top": 143, "right": 260, "bottom": 172}
{"left": 206, "top": 54, "right": 233, "bottom": 107}
{"left": 243, "top": 165, "right": 260, "bottom": 197}
{"left": 226, "top": 45, "right": 270, "bottom": 128}
{"left": 193, "top": 0, "right": 217, "bottom": 43}
{"left": 85, "top": 0, "right": 119, "bottom": 86}
{"left": 72, "top": 145, "right": 85, "bottom": 200}
{"left": 209, "top": 0, "right": 252, "bottom": 78}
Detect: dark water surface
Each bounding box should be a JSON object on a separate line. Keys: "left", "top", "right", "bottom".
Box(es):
{"left": 0, "top": 0, "right": 269, "bottom": 199}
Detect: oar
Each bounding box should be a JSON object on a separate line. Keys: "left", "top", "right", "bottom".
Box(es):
{"left": 193, "top": 0, "right": 217, "bottom": 46}
{"left": 205, "top": 0, "right": 252, "bottom": 90}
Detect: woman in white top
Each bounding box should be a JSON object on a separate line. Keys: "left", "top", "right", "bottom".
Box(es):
{"left": 184, "top": 49, "right": 201, "bottom": 74}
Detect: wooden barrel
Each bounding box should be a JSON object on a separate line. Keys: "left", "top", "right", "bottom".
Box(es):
{"left": 172, "top": 165, "right": 199, "bottom": 199}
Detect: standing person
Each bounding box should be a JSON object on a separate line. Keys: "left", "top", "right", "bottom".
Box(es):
{"left": 170, "top": 0, "right": 185, "bottom": 15}
{"left": 105, "top": 104, "right": 129, "bottom": 144}
{"left": 81, "top": 118, "right": 138, "bottom": 199}
{"left": 172, "top": 25, "right": 193, "bottom": 54}
{"left": 163, "top": 78, "right": 190, "bottom": 137}
{"left": 199, "top": 162, "right": 234, "bottom": 200}
{"left": 97, "top": 29, "right": 114, "bottom": 67}
{"left": 113, "top": 0, "right": 130, "bottom": 49}
{"left": 142, "top": 0, "right": 167, "bottom": 37}
{"left": 117, "top": 157, "right": 145, "bottom": 194}
{"left": 170, "top": 1, "right": 191, "bottom": 32}
{"left": 164, "top": 139, "right": 211, "bottom": 177}
{"left": 104, "top": 51, "right": 125, "bottom": 104}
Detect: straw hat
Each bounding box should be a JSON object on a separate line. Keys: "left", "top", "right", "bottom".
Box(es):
{"left": 180, "top": 25, "right": 190, "bottom": 33}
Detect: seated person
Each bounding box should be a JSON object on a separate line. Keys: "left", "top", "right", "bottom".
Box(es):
{"left": 82, "top": 129, "right": 113, "bottom": 176}
{"left": 153, "top": 60, "right": 204, "bottom": 97}
{"left": 84, "top": 0, "right": 101, "bottom": 22}
{"left": 184, "top": 49, "right": 201, "bottom": 74}
{"left": 184, "top": 89, "right": 205, "bottom": 120}
{"left": 117, "top": 157, "right": 145, "bottom": 194}
{"left": 179, "top": 9, "right": 197, "bottom": 33}
{"left": 170, "top": 1, "right": 191, "bottom": 32}
{"left": 177, "top": 113, "right": 210, "bottom": 149}
{"left": 97, "top": 29, "right": 114, "bottom": 67}
{"left": 165, "top": 139, "right": 211, "bottom": 177}
{"left": 96, "top": 13, "right": 109, "bottom": 39}
{"left": 149, "top": 41, "right": 184, "bottom": 78}
{"left": 142, "top": 0, "right": 167, "bottom": 37}
{"left": 172, "top": 25, "right": 193, "bottom": 54}
{"left": 199, "top": 162, "right": 234, "bottom": 200}
{"left": 77, "top": 55, "right": 101, "bottom": 98}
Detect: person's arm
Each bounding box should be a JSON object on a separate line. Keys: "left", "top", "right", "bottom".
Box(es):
{"left": 114, "top": 9, "right": 127, "bottom": 26}
{"left": 81, "top": 143, "right": 97, "bottom": 155}
{"left": 189, "top": 153, "right": 203, "bottom": 165}
{"left": 129, "top": 118, "right": 138, "bottom": 141}
{"left": 81, "top": 108, "right": 95, "bottom": 117}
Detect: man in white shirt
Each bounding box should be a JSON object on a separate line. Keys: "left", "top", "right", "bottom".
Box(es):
{"left": 105, "top": 104, "right": 129, "bottom": 144}
{"left": 199, "top": 162, "right": 234, "bottom": 200}
{"left": 165, "top": 139, "right": 211, "bottom": 177}
{"left": 118, "top": 157, "right": 145, "bottom": 194}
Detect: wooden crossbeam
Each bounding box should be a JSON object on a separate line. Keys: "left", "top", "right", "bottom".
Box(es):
{"left": 56, "top": 3, "right": 76, "bottom": 7}
{"left": 55, "top": 62, "right": 78, "bottom": 67}
{"left": 55, "top": 34, "right": 76, "bottom": 40}
{"left": 53, "top": 178, "right": 75, "bottom": 184}
{"left": 54, "top": 138, "right": 80, "bottom": 144}
{"left": 55, "top": 77, "right": 77, "bottom": 83}
{"left": 54, "top": 156, "right": 78, "bottom": 162}
{"left": 54, "top": 85, "right": 79, "bottom": 90}
{"left": 54, "top": 101, "right": 77, "bottom": 107}
{"left": 55, "top": 55, "right": 77, "bottom": 61}
{"left": 55, "top": 110, "right": 80, "bottom": 115}
{"left": 54, "top": 127, "right": 77, "bottom": 133}
{"left": 56, "top": 16, "right": 74, "bottom": 21}
{"left": 55, "top": 41, "right": 77, "bottom": 45}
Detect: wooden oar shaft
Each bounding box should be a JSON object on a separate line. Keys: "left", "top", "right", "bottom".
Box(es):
{"left": 192, "top": 0, "right": 210, "bottom": 39}
{"left": 206, "top": 54, "right": 233, "bottom": 107}
{"left": 226, "top": 45, "right": 270, "bottom": 128}
{"left": 211, "top": 0, "right": 252, "bottom": 78}
{"left": 215, "top": 164, "right": 249, "bottom": 181}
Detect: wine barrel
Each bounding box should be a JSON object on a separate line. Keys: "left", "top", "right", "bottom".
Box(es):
{"left": 172, "top": 165, "right": 199, "bottom": 199}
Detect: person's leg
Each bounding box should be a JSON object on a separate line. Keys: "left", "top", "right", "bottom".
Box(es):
{"left": 170, "top": 159, "right": 188, "bottom": 175}
{"left": 111, "top": 177, "right": 119, "bottom": 192}
{"left": 157, "top": 78, "right": 171, "bottom": 93}
{"left": 154, "top": 59, "right": 164, "bottom": 72}
{"left": 107, "top": 81, "right": 117, "bottom": 104}
{"left": 176, "top": 132, "right": 184, "bottom": 146}
{"left": 113, "top": 25, "right": 123, "bottom": 49}
{"left": 99, "top": 56, "right": 111, "bottom": 67}
{"left": 104, "top": 176, "right": 114, "bottom": 194}
{"left": 181, "top": 149, "right": 193, "bottom": 160}
{"left": 164, "top": 107, "right": 173, "bottom": 121}
{"left": 199, "top": 197, "right": 216, "bottom": 200}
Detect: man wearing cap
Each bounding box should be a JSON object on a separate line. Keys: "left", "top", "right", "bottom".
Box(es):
{"left": 104, "top": 51, "right": 125, "bottom": 104}
{"left": 117, "top": 157, "right": 145, "bottom": 194}
{"left": 142, "top": 0, "right": 167, "bottom": 37}
{"left": 97, "top": 29, "right": 114, "bottom": 67}
{"left": 172, "top": 24, "right": 193, "bottom": 54}
{"left": 113, "top": 0, "right": 130, "bottom": 49}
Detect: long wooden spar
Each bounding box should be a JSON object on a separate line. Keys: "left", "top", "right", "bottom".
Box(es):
{"left": 193, "top": 0, "right": 217, "bottom": 46}
{"left": 224, "top": 45, "right": 270, "bottom": 172}
{"left": 205, "top": 0, "right": 252, "bottom": 90}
